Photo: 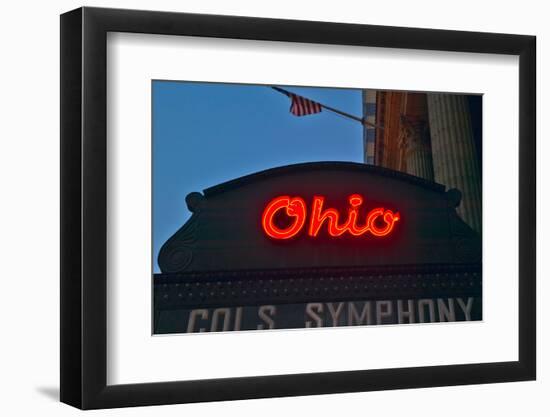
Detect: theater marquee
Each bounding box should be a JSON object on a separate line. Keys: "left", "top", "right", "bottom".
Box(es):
{"left": 154, "top": 162, "right": 482, "bottom": 334}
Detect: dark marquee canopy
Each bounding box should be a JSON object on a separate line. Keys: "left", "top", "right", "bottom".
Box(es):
{"left": 154, "top": 162, "right": 482, "bottom": 333}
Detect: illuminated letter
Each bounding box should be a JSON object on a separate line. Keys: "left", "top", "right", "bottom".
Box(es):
{"left": 397, "top": 300, "right": 415, "bottom": 324}
{"left": 308, "top": 196, "right": 346, "bottom": 237}
{"left": 305, "top": 303, "right": 324, "bottom": 327}
{"left": 234, "top": 307, "right": 243, "bottom": 331}
{"left": 418, "top": 299, "right": 436, "bottom": 323}
{"left": 257, "top": 305, "right": 276, "bottom": 330}
{"left": 457, "top": 297, "right": 474, "bottom": 321}
{"left": 211, "top": 308, "right": 231, "bottom": 332}
{"left": 187, "top": 309, "right": 209, "bottom": 333}
{"left": 376, "top": 300, "right": 393, "bottom": 325}
{"left": 346, "top": 194, "right": 370, "bottom": 236}
{"left": 327, "top": 302, "right": 345, "bottom": 326}
{"left": 348, "top": 302, "right": 373, "bottom": 325}
{"left": 437, "top": 299, "right": 456, "bottom": 322}
{"left": 366, "top": 208, "right": 400, "bottom": 237}
{"left": 262, "top": 196, "right": 306, "bottom": 239}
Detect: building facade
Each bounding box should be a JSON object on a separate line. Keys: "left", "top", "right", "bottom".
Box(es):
{"left": 152, "top": 90, "right": 484, "bottom": 334}
{"left": 363, "top": 91, "right": 482, "bottom": 234}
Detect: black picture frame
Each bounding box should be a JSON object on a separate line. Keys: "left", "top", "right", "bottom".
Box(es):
{"left": 60, "top": 6, "right": 536, "bottom": 410}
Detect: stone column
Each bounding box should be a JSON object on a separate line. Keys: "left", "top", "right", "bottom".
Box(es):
{"left": 399, "top": 115, "right": 434, "bottom": 181}
{"left": 399, "top": 93, "right": 434, "bottom": 181}
{"left": 427, "top": 94, "right": 482, "bottom": 233}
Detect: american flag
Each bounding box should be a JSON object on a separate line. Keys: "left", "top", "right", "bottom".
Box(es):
{"left": 289, "top": 93, "right": 323, "bottom": 117}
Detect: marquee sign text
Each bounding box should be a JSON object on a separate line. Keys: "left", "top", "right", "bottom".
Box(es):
{"left": 177, "top": 297, "right": 477, "bottom": 333}
{"left": 261, "top": 194, "right": 400, "bottom": 239}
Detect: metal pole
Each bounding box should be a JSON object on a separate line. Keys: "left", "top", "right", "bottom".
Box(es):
{"left": 271, "top": 86, "right": 383, "bottom": 130}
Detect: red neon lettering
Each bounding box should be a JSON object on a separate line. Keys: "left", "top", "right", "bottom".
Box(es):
{"left": 309, "top": 196, "right": 347, "bottom": 237}
{"left": 261, "top": 194, "right": 400, "bottom": 239}
{"left": 261, "top": 196, "right": 307, "bottom": 239}
{"left": 366, "top": 208, "right": 401, "bottom": 237}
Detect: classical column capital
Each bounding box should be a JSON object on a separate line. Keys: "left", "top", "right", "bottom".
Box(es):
{"left": 399, "top": 114, "right": 430, "bottom": 154}
{"left": 398, "top": 113, "right": 434, "bottom": 181}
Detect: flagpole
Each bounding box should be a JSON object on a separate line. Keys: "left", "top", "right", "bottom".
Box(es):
{"left": 270, "top": 86, "right": 384, "bottom": 130}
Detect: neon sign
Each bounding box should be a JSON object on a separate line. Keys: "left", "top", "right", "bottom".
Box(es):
{"left": 261, "top": 194, "right": 400, "bottom": 240}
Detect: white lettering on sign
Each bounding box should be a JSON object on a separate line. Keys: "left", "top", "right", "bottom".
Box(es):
{"left": 348, "top": 302, "right": 373, "bottom": 326}
{"left": 305, "top": 303, "right": 323, "bottom": 328}
{"left": 257, "top": 305, "right": 276, "bottom": 330}
{"left": 397, "top": 299, "right": 415, "bottom": 324}
{"left": 183, "top": 297, "right": 477, "bottom": 332}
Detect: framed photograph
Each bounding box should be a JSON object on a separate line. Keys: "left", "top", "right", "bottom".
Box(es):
{"left": 60, "top": 6, "right": 536, "bottom": 409}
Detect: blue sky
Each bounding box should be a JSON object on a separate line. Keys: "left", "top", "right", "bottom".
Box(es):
{"left": 153, "top": 81, "right": 363, "bottom": 272}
